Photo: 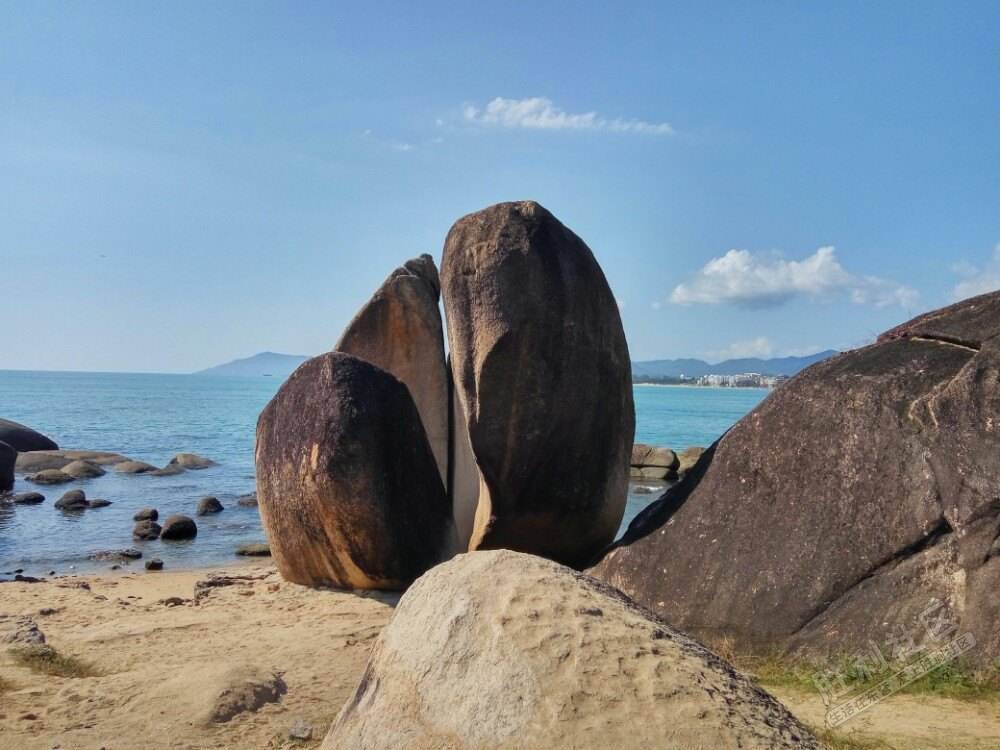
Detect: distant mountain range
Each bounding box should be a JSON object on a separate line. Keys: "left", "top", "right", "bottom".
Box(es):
{"left": 195, "top": 352, "right": 309, "bottom": 378}
{"left": 196, "top": 349, "right": 838, "bottom": 381}
{"left": 631, "top": 350, "right": 838, "bottom": 379}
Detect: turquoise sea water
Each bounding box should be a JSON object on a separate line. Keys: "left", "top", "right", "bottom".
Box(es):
{"left": 0, "top": 371, "right": 767, "bottom": 575}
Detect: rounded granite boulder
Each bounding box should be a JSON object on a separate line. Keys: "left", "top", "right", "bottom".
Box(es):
{"left": 196, "top": 496, "right": 224, "bottom": 515}
{"left": 441, "top": 201, "right": 635, "bottom": 567}
{"left": 324, "top": 550, "right": 819, "bottom": 750}
{"left": 255, "top": 351, "right": 456, "bottom": 589}
{"left": 161, "top": 515, "right": 198, "bottom": 540}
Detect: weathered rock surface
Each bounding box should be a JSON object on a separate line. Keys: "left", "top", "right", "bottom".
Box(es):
{"left": 161, "top": 515, "right": 198, "bottom": 540}
{"left": 89, "top": 548, "right": 142, "bottom": 562}
{"left": 675, "top": 446, "right": 705, "bottom": 475}
{"left": 592, "top": 291, "right": 1000, "bottom": 664}
{"left": 114, "top": 460, "right": 158, "bottom": 475}
{"left": 169, "top": 453, "right": 216, "bottom": 470}
{"left": 54, "top": 489, "right": 88, "bottom": 510}
{"left": 256, "top": 352, "right": 455, "bottom": 589}
{"left": 61, "top": 460, "right": 106, "bottom": 479}
{"left": 85, "top": 498, "right": 112, "bottom": 508}
{"left": 0, "top": 418, "right": 58, "bottom": 452}
{"left": 145, "top": 558, "right": 164, "bottom": 571}
{"left": 0, "top": 441, "right": 13, "bottom": 492}
{"left": 325, "top": 550, "right": 818, "bottom": 750}
{"left": 236, "top": 493, "right": 258, "bottom": 507}
{"left": 235, "top": 543, "right": 271, "bottom": 557}
{"left": 441, "top": 202, "right": 634, "bottom": 567}
{"left": 133, "top": 507, "right": 158, "bottom": 522}
{"left": 196, "top": 496, "right": 224, "bottom": 515}
{"left": 133, "top": 520, "right": 162, "bottom": 540}
{"left": 28, "top": 469, "right": 73, "bottom": 485}
{"left": 0, "top": 615, "right": 46, "bottom": 646}
{"left": 335, "top": 254, "right": 449, "bottom": 488}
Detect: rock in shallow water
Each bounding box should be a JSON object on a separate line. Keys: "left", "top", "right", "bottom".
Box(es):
{"left": 133, "top": 507, "right": 158, "bottom": 522}
{"left": 161, "top": 515, "right": 197, "bottom": 540}
{"left": 324, "top": 550, "right": 818, "bottom": 750}
{"left": 114, "top": 460, "right": 158, "bottom": 475}
{"left": 169, "top": 452, "right": 216, "bottom": 469}
{"left": 235, "top": 543, "right": 270, "bottom": 557}
{"left": 28, "top": 469, "right": 73, "bottom": 486}
{"left": 60, "top": 460, "right": 106, "bottom": 479}
{"left": 5, "top": 491, "right": 45, "bottom": 505}
{"left": 196, "top": 496, "right": 224, "bottom": 515}
{"left": 133, "top": 520, "right": 162, "bottom": 540}
{"left": 54, "top": 489, "right": 88, "bottom": 510}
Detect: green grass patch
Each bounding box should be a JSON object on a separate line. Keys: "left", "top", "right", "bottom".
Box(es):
{"left": 10, "top": 644, "right": 98, "bottom": 678}
{"left": 736, "top": 653, "right": 1000, "bottom": 702}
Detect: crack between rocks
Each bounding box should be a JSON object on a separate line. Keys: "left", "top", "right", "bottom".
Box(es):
{"left": 790, "top": 516, "right": 954, "bottom": 637}
{"left": 909, "top": 334, "right": 981, "bottom": 352}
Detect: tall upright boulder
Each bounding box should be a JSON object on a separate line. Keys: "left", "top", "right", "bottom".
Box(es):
{"left": 0, "top": 418, "right": 58, "bottom": 452}
{"left": 335, "top": 255, "right": 450, "bottom": 487}
{"left": 0, "top": 441, "right": 14, "bottom": 492}
{"left": 441, "top": 201, "right": 634, "bottom": 568}
{"left": 256, "top": 352, "right": 456, "bottom": 589}
{"left": 324, "top": 550, "right": 819, "bottom": 750}
{"left": 592, "top": 291, "right": 1000, "bottom": 665}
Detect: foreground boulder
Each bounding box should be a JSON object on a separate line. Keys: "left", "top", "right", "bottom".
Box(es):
{"left": 133, "top": 519, "right": 162, "bottom": 540}
{"left": 325, "top": 550, "right": 817, "bottom": 750}
{"left": 256, "top": 352, "right": 455, "bottom": 589}
{"left": 335, "top": 254, "right": 449, "bottom": 486}
{"left": 441, "top": 202, "right": 634, "bottom": 567}
{"left": 6, "top": 492, "right": 44, "bottom": 505}
{"left": 593, "top": 291, "right": 1000, "bottom": 665}
{"left": 0, "top": 419, "right": 58, "bottom": 452}
{"left": 0, "top": 441, "right": 13, "bottom": 492}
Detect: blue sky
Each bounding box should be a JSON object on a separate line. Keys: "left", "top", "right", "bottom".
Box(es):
{"left": 1, "top": 2, "right": 997, "bottom": 372}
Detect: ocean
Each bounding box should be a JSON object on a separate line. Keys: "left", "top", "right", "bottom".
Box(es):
{"left": 0, "top": 372, "right": 767, "bottom": 575}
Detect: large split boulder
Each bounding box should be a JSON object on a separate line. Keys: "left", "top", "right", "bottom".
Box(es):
{"left": 324, "top": 550, "right": 818, "bottom": 750}
{"left": 0, "top": 441, "right": 13, "bottom": 492}
{"left": 335, "top": 254, "right": 450, "bottom": 489}
{"left": 0, "top": 418, "right": 58, "bottom": 452}
{"left": 256, "top": 352, "right": 456, "bottom": 589}
{"left": 441, "top": 201, "right": 634, "bottom": 568}
{"left": 592, "top": 291, "right": 1000, "bottom": 665}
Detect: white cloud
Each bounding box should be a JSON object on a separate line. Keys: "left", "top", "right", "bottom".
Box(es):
{"left": 463, "top": 97, "right": 674, "bottom": 135}
{"left": 390, "top": 142, "right": 414, "bottom": 152}
{"left": 952, "top": 244, "right": 1000, "bottom": 301}
{"left": 669, "top": 246, "right": 918, "bottom": 309}
{"left": 703, "top": 337, "right": 774, "bottom": 362}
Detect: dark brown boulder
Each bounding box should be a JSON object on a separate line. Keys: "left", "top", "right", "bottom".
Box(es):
{"left": 133, "top": 507, "right": 158, "bottom": 522}
{"left": 334, "top": 254, "right": 449, "bottom": 487}
{"left": 441, "top": 201, "right": 634, "bottom": 568}
{"left": 196, "top": 496, "right": 224, "bottom": 515}
{"left": 0, "top": 419, "right": 58, "bottom": 452}
{"left": 255, "top": 352, "right": 455, "bottom": 589}
{"left": 591, "top": 291, "right": 1000, "bottom": 665}
{"left": 161, "top": 514, "right": 198, "bottom": 540}
{"left": 0, "top": 441, "right": 13, "bottom": 492}
{"left": 54, "top": 489, "right": 88, "bottom": 511}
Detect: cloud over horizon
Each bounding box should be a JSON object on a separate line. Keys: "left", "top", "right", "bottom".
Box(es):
{"left": 952, "top": 244, "right": 1000, "bottom": 301}
{"left": 463, "top": 97, "right": 674, "bottom": 135}
{"left": 670, "top": 246, "right": 918, "bottom": 309}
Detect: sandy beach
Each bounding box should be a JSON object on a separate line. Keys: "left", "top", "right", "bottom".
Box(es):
{"left": 0, "top": 564, "right": 996, "bottom": 750}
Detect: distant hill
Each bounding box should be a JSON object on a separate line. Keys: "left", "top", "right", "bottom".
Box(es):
{"left": 195, "top": 352, "right": 310, "bottom": 378}
{"left": 632, "top": 350, "right": 838, "bottom": 379}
